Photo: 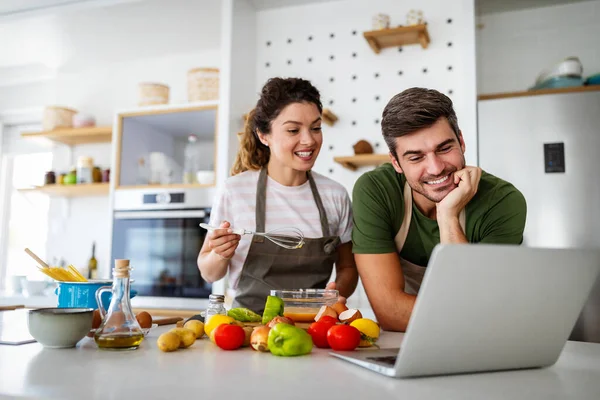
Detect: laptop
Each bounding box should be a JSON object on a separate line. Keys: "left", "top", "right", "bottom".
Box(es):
{"left": 330, "top": 244, "right": 600, "bottom": 378}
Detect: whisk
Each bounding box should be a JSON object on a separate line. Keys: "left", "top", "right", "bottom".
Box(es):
{"left": 199, "top": 223, "right": 305, "bottom": 250}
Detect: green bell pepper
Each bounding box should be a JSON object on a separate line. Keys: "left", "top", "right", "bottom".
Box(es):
{"left": 268, "top": 323, "right": 313, "bottom": 357}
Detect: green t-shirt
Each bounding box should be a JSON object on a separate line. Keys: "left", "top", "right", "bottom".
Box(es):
{"left": 352, "top": 163, "right": 527, "bottom": 266}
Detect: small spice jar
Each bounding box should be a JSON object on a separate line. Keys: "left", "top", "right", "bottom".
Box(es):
{"left": 44, "top": 171, "right": 56, "bottom": 185}
{"left": 102, "top": 168, "right": 110, "bottom": 183}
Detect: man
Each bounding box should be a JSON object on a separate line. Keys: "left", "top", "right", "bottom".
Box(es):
{"left": 352, "top": 88, "right": 526, "bottom": 332}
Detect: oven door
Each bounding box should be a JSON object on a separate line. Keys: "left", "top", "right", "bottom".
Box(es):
{"left": 112, "top": 208, "right": 211, "bottom": 298}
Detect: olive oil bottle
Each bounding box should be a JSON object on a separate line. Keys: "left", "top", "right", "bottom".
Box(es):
{"left": 94, "top": 259, "right": 144, "bottom": 350}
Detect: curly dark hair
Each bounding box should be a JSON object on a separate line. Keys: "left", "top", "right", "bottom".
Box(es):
{"left": 232, "top": 77, "right": 322, "bottom": 175}
{"left": 381, "top": 87, "right": 460, "bottom": 160}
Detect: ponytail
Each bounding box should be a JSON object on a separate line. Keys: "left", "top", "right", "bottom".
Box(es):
{"left": 230, "top": 108, "right": 270, "bottom": 176}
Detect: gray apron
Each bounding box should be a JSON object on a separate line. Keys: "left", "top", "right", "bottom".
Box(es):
{"left": 394, "top": 182, "right": 466, "bottom": 295}
{"left": 233, "top": 168, "right": 341, "bottom": 312}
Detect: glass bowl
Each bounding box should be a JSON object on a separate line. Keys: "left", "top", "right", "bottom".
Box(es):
{"left": 270, "top": 289, "right": 338, "bottom": 323}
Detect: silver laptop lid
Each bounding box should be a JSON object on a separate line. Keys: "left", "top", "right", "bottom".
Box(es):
{"left": 395, "top": 244, "right": 600, "bottom": 378}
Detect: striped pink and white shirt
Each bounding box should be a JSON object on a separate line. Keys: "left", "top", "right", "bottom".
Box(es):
{"left": 208, "top": 170, "right": 352, "bottom": 297}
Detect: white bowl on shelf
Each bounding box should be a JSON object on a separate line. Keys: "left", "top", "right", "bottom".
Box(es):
{"left": 196, "top": 170, "right": 215, "bottom": 185}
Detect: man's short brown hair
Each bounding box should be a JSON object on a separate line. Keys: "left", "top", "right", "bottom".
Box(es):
{"left": 381, "top": 88, "right": 460, "bottom": 159}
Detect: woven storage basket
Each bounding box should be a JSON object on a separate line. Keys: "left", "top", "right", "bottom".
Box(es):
{"left": 138, "top": 83, "right": 170, "bottom": 106}
{"left": 187, "top": 68, "right": 219, "bottom": 101}
{"left": 43, "top": 106, "right": 78, "bottom": 131}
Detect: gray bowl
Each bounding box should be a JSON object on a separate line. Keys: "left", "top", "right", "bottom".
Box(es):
{"left": 28, "top": 308, "right": 94, "bottom": 348}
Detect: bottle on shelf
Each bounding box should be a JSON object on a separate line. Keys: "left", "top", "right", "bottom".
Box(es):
{"left": 136, "top": 157, "right": 148, "bottom": 185}
{"left": 183, "top": 134, "right": 201, "bottom": 184}
{"left": 88, "top": 242, "right": 98, "bottom": 280}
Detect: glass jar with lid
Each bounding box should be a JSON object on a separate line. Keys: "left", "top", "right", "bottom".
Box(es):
{"left": 204, "top": 294, "right": 227, "bottom": 325}
{"left": 76, "top": 156, "right": 94, "bottom": 184}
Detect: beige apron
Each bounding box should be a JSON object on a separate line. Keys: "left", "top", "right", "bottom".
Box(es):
{"left": 394, "top": 182, "right": 466, "bottom": 295}
{"left": 233, "top": 168, "right": 340, "bottom": 312}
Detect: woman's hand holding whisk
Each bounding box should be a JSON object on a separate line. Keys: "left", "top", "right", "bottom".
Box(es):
{"left": 207, "top": 221, "right": 241, "bottom": 261}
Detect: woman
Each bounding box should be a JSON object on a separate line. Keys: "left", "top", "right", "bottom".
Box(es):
{"left": 197, "top": 77, "right": 358, "bottom": 312}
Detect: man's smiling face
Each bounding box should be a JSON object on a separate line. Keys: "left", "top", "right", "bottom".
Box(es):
{"left": 390, "top": 117, "right": 466, "bottom": 204}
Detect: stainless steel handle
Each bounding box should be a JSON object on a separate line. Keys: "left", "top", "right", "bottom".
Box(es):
{"left": 114, "top": 210, "right": 206, "bottom": 219}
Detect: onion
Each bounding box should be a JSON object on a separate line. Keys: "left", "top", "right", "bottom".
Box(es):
{"left": 266, "top": 316, "right": 295, "bottom": 328}
{"left": 250, "top": 326, "right": 271, "bottom": 352}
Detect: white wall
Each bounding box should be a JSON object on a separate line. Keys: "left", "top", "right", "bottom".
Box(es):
{"left": 476, "top": 0, "right": 600, "bottom": 94}
{"left": 0, "top": 0, "right": 222, "bottom": 272}
{"left": 246, "top": 0, "right": 477, "bottom": 307}
{"left": 255, "top": 0, "right": 478, "bottom": 194}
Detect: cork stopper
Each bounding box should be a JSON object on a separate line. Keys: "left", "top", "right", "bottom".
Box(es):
{"left": 113, "top": 259, "right": 130, "bottom": 278}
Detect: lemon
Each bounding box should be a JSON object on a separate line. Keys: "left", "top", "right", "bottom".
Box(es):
{"left": 350, "top": 318, "right": 380, "bottom": 347}
{"left": 204, "top": 315, "right": 235, "bottom": 336}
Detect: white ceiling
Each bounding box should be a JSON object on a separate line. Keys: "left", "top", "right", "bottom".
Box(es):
{"left": 0, "top": 0, "right": 143, "bottom": 18}
{"left": 0, "top": 0, "right": 220, "bottom": 70}
{"left": 476, "top": 0, "right": 594, "bottom": 15}
{"left": 248, "top": 0, "right": 339, "bottom": 10}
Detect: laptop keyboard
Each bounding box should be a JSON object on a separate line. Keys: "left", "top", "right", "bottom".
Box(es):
{"left": 367, "top": 355, "right": 397, "bottom": 366}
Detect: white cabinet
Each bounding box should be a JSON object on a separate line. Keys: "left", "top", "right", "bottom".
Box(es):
{"left": 113, "top": 102, "right": 218, "bottom": 189}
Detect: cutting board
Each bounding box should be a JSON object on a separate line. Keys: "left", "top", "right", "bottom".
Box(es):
{"left": 0, "top": 309, "right": 36, "bottom": 345}
{"left": 0, "top": 305, "right": 24, "bottom": 312}
{"left": 153, "top": 316, "right": 184, "bottom": 326}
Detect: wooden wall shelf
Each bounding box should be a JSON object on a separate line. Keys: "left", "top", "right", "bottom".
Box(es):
{"left": 117, "top": 183, "right": 215, "bottom": 190}
{"left": 18, "top": 183, "right": 109, "bottom": 197}
{"left": 363, "top": 24, "right": 430, "bottom": 53}
{"left": 478, "top": 85, "right": 600, "bottom": 101}
{"left": 322, "top": 108, "right": 338, "bottom": 126}
{"left": 334, "top": 154, "right": 390, "bottom": 171}
{"left": 20, "top": 126, "right": 112, "bottom": 146}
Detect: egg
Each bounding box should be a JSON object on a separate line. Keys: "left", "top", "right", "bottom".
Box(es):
{"left": 92, "top": 309, "right": 102, "bottom": 329}
{"left": 136, "top": 311, "right": 153, "bottom": 328}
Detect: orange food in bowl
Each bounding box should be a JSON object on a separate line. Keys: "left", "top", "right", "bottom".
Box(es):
{"left": 136, "top": 311, "right": 152, "bottom": 328}
{"left": 283, "top": 308, "right": 320, "bottom": 323}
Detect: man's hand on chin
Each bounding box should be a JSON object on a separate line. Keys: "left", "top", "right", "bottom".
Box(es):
{"left": 436, "top": 166, "right": 482, "bottom": 220}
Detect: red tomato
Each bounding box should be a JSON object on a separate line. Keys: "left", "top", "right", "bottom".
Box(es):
{"left": 307, "top": 320, "right": 336, "bottom": 348}
{"left": 213, "top": 324, "right": 245, "bottom": 350}
{"left": 318, "top": 316, "right": 338, "bottom": 325}
{"left": 327, "top": 324, "right": 360, "bottom": 351}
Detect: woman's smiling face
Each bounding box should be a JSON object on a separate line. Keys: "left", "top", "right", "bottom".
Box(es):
{"left": 258, "top": 101, "right": 323, "bottom": 173}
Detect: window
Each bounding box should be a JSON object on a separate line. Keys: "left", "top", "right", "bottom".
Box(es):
{"left": 0, "top": 123, "right": 52, "bottom": 289}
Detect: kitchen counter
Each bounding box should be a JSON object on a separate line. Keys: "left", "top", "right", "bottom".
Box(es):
{"left": 0, "top": 323, "right": 599, "bottom": 400}
{"left": 0, "top": 291, "right": 210, "bottom": 312}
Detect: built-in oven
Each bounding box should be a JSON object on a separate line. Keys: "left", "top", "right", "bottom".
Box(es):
{"left": 111, "top": 188, "right": 217, "bottom": 298}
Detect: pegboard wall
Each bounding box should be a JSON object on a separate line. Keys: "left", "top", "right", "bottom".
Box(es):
{"left": 255, "top": 0, "right": 477, "bottom": 195}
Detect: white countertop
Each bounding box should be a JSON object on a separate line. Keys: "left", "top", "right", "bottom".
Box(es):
{"left": 0, "top": 322, "right": 599, "bottom": 400}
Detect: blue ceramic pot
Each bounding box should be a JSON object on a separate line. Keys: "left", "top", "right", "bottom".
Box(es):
{"left": 55, "top": 281, "right": 137, "bottom": 310}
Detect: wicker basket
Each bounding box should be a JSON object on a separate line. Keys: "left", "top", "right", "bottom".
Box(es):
{"left": 187, "top": 68, "right": 219, "bottom": 102}
{"left": 43, "top": 106, "right": 78, "bottom": 131}
{"left": 138, "top": 83, "right": 170, "bottom": 106}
